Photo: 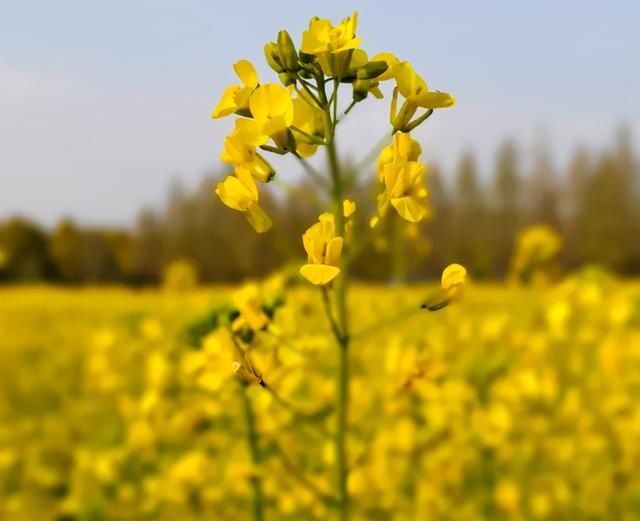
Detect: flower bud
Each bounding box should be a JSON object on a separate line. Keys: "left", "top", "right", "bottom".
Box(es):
{"left": 298, "top": 68, "right": 314, "bottom": 79}
{"left": 264, "top": 42, "right": 284, "bottom": 73}
{"left": 250, "top": 154, "right": 275, "bottom": 183}
{"left": 277, "top": 30, "right": 299, "bottom": 72}
{"left": 299, "top": 52, "right": 316, "bottom": 65}
{"left": 353, "top": 68, "right": 372, "bottom": 102}
{"left": 363, "top": 60, "right": 388, "bottom": 80}
{"left": 278, "top": 71, "right": 296, "bottom": 87}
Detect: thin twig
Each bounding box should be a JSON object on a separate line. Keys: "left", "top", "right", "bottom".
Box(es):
{"left": 321, "top": 286, "right": 344, "bottom": 343}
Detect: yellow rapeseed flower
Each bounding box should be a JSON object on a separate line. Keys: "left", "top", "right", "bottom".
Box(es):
{"left": 221, "top": 125, "right": 275, "bottom": 183}
{"left": 300, "top": 213, "right": 343, "bottom": 285}
{"left": 441, "top": 263, "right": 467, "bottom": 302}
{"left": 378, "top": 160, "right": 429, "bottom": 222}
{"left": 376, "top": 131, "right": 422, "bottom": 181}
{"left": 394, "top": 61, "right": 456, "bottom": 110}
{"left": 215, "top": 171, "right": 272, "bottom": 233}
{"left": 301, "top": 12, "right": 360, "bottom": 56}
{"left": 212, "top": 60, "right": 259, "bottom": 118}
{"left": 343, "top": 199, "right": 356, "bottom": 218}
{"left": 250, "top": 83, "right": 294, "bottom": 135}
{"left": 232, "top": 284, "right": 270, "bottom": 332}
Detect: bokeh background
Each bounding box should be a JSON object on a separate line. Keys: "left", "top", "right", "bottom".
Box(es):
{"left": 2, "top": 2, "right": 640, "bottom": 521}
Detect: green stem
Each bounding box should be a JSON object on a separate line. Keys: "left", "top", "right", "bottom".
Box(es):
{"left": 326, "top": 134, "right": 350, "bottom": 521}
{"left": 290, "top": 125, "right": 326, "bottom": 145}
{"left": 240, "top": 383, "right": 265, "bottom": 521}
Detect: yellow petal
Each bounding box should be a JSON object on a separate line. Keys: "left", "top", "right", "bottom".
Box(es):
{"left": 343, "top": 199, "right": 356, "bottom": 218}
{"left": 215, "top": 175, "right": 256, "bottom": 211}
{"left": 301, "top": 18, "right": 332, "bottom": 55}
{"left": 349, "top": 49, "right": 369, "bottom": 68}
{"left": 390, "top": 196, "right": 427, "bottom": 222}
{"left": 212, "top": 84, "right": 240, "bottom": 118}
{"left": 234, "top": 118, "right": 269, "bottom": 148}
{"left": 394, "top": 62, "right": 427, "bottom": 100}
{"left": 371, "top": 52, "right": 399, "bottom": 81}
{"left": 244, "top": 202, "right": 272, "bottom": 234}
{"left": 441, "top": 263, "right": 467, "bottom": 301}
{"left": 300, "top": 264, "right": 340, "bottom": 285}
{"left": 249, "top": 84, "right": 294, "bottom": 134}
{"left": 415, "top": 91, "right": 456, "bottom": 109}
{"left": 295, "top": 142, "right": 318, "bottom": 158}
{"left": 233, "top": 60, "right": 258, "bottom": 88}
{"left": 324, "top": 237, "right": 343, "bottom": 266}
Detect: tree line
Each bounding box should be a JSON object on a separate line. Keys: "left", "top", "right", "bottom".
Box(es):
{"left": 1, "top": 128, "right": 638, "bottom": 284}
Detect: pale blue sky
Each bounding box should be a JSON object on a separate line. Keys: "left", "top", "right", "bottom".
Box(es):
{"left": 1, "top": 1, "right": 638, "bottom": 225}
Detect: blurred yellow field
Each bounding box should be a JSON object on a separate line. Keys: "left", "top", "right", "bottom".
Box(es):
{"left": 1, "top": 273, "right": 639, "bottom": 520}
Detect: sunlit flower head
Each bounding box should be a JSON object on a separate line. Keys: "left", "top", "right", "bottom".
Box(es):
{"left": 215, "top": 171, "right": 272, "bottom": 233}
{"left": 212, "top": 60, "right": 259, "bottom": 119}
{"left": 300, "top": 213, "right": 343, "bottom": 285}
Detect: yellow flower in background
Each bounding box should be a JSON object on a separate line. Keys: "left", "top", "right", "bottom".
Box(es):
{"left": 441, "top": 263, "right": 467, "bottom": 302}
{"left": 212, "top": 60, "right": 259, "bottom": 118}
{"left": 511, "top": 224, "right": 563, "bottom": 283}
{"left": 378, "top": 160, "right": 429, "bottom": 222}
{"left": 221, "top": 126, "right": 275, "bottom": 183}
{"left": 394, "top": 61, "right": 456, "bottom": 109}
{"left": 343, "top": 199, "right": 356, "bottom": 218}
{"left": 376, "top": 131, "right": 422, "bottom": 181}
{"left": 301, "top": 12, "right": 360, "bottom": 56}
{"left": 300, "top": 213, "right": 343, "bottom": 285}
{"left": 232, "top": 283, "right": 270, "bottom": 332}
{"left": 215, "top": 171, "right": 272, "bottom": 233}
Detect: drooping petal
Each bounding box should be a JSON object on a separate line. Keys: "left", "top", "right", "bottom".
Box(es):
{"left": 414, "top": 91, "right": 456, "bottom": 109}
{"left": 212, "top": 85, "right": 241, "bottom": 118}
{"left": 244, "top": 202, "right": 272, "bottom": 233}
{"left": 391, "top": 196, "right": 428, "bottom": 223}
{"left": 371, "top": 53, "right": 399, "bottom": 81}
{"left": 441, "top": 263, "right": 467, "bottom": 301}
{"left": 233, "top": 60, "right": 259, "bottom": 88}
{"left": 300, "top": 264, "right": 340, "bottom": 285}
{"left": 215, "top": 175, "right": 256, "bottom": 211}
{"left": 394, "top": 62, "right": 428, "bottom": 101}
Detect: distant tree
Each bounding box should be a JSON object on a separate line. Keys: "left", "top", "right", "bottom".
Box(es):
{"left": 132, "top": 209, "right": 164, "bottom": 283}
{"left": 50, "top": 219, "right": 82, "bottom": 282}
{"left": 491, "top": 140, "right": 522, "bottom": 276}
{"left": 528, "top": 134, "right": 561, "bottom": 227}
{"left": 0, "top": 218, "right": 54, "bottom": 282}
{"left": 423, "top": 163, "right": 452, "bottom": 278}
{"left": 452, "top": 151, "right": 490, "bottom": 276}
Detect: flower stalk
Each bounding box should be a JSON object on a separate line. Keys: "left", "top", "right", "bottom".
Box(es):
{"left": 239, "top": 382, "right": 265, "bottom": 521}
{"left": 210, "top": 11, "right": 463, "bottom": 521}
